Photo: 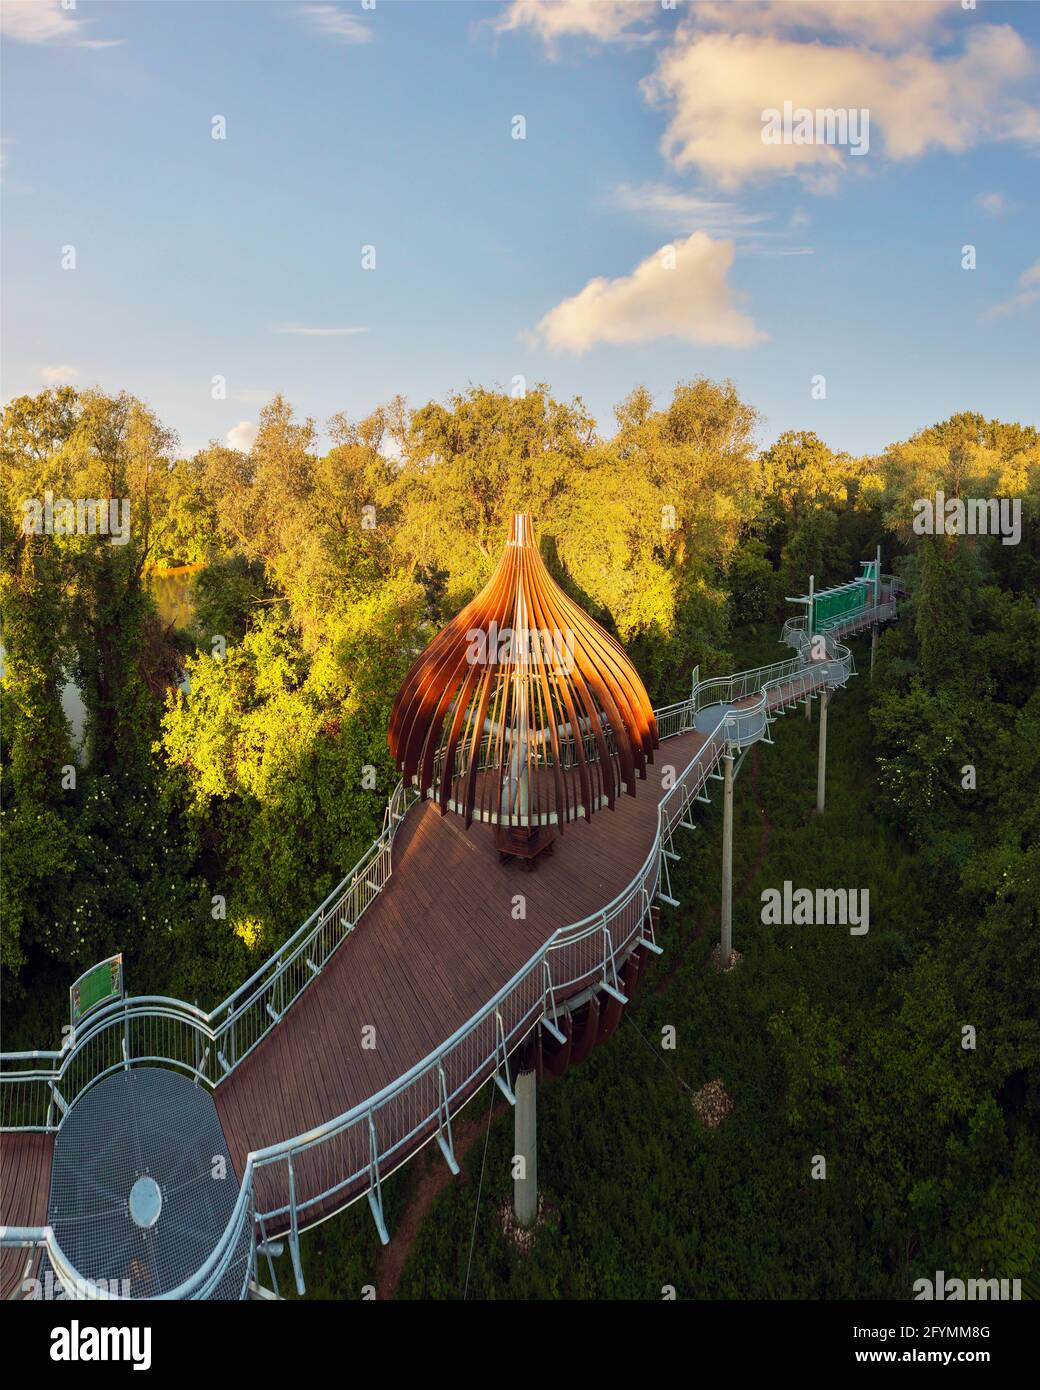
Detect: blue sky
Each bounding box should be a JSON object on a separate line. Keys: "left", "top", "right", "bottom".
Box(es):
{"left": 3, "top": 0, "right": 1039, "bottom": 458}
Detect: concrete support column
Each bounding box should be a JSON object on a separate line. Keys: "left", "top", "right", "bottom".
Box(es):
{"left": 513, "top": 1069, "right": 537, "bottom": 1228}
{"left": 816, "top": 688, "right": 829, "bottom": 814}
{"left": 805, "top": 691, "right": 812, "bottom": 720}
{"left": 720, "top": 752, "right": 734, "bottom": 968}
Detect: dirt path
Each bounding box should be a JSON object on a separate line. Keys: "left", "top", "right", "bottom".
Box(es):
{"left": 375, "top": 1096, "right": 507, "bottom": 1299}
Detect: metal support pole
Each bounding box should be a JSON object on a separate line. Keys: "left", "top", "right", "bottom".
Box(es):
{"left": 875, "top": 543, "right": 881, "bottom": 610}
{"left": 514, "top": 1069, "right": 537, "bottom": 1228}
{"left": 688, "top": 664, "right": 700, "bottom": 730}
{"left": 805, "top": 574, "right": 814, "bottom": 721}
{"left": 870, "top": 623, "right": 878, "bottom": 677}
{"left": 816, "top": 688, "right": 829, "bottom": 814}
{"left": 720, "top": 752, "right": 734, "bottom": 968}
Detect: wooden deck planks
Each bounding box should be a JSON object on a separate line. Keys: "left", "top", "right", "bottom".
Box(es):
{"left": 215, "top": 731, "right": 707, "bottom": 1211}
{"left": 0, "top": 1132, "right": 53, "bottom": 1299}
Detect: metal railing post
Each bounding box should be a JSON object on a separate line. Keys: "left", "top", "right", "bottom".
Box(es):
{"left": 435, "top": 1064, "right": 460, "bottom": 1175}
{"left": 286, "top": 1154, "right": 306, "bottom": 1295}
{"left": 366, "top": 1113, "right": 390, "bottom": 1245}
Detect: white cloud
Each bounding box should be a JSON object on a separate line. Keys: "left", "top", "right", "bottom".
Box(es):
{"left": 644, "top": 22, "right": 1040, "bottom": 191}
{"left": 976, "top": 191, "right": 1008, "bottom": 216}
{"left": 226, "top": 421, "right": 259, "bottom": 452}
{"left": 986, "top": 258, "right": 1040, "bottom": 319}
{"left": 496, "top": 0, "right": 656, "bottom": 50}
{"left": 497, "top": 0, "right": 1039, "bottom": 192}
{"left": 610, "top": 181, "right": 813, "bottom": 254}
{"left": 272, "top": 324, "right": 369, "bottom": 336}
{"left": 40, "top": 364, "right": 80, "bottom": 385}
{"left": 295, "top": 4, "right": 373, "bottom": 44}
{"left": 693, "top": 1, "right": 953, "bottom": 48}
{"left": 535, "top": 231, "right": 765, "bottom": 354}
{"left": 610, "top": 181, "right": 771, "bottom": 235}
{"left": 1, "top": 0, "right": 123, "bottom": 48}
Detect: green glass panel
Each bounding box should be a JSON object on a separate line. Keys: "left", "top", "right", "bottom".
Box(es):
{"left": 813, "top": 582, "right": 868, "bottom": 630}
{"left": 72, "top": 958, "right": 121, "bottom": 1022}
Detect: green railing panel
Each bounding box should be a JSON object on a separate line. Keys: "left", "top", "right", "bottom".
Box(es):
{"left": 812, "top": 581, "right": 868, "bottom": 632}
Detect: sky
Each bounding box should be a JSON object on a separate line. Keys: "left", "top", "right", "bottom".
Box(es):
{"left": 2, "top": 0, "right": 1039, "bottom": 459}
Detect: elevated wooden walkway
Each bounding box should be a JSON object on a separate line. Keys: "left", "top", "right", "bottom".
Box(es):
{"left": 0, "top": 1133, "right": 52, "bottom": 1298}
{"left": 215, "top": 730, "right": 707, "bottom": 1226}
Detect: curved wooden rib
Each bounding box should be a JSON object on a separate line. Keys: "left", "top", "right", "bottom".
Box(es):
{"left": 388, "top": 513, "right": 658, "bottom": 831}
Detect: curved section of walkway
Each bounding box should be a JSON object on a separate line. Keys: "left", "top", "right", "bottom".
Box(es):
{"left": 215, "top": 730, "right": 707, "bottom": 1228}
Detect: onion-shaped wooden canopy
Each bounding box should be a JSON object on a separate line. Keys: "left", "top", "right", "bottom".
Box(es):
{"left": 388, "top": 513, "right": 658, "bottom": 831}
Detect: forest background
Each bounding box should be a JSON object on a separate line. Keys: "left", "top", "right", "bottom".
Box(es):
{"left": 2, "top": 380, "right": 1037, "bottom": 1296}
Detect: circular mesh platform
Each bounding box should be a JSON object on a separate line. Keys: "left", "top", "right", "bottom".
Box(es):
{"left": 48, "top": 1067, "right": 243, "bottom": 1298}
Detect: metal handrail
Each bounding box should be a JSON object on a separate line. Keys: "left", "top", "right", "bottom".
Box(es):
{"left": 712, "top": 585, "right": 905, "bottom": 752}
{"left": 1, "top": 582, "right": 900, "bottom": 1297}
{"left": 0, "top": 696, "right": 702, "bottom": 1133}
{"left": 1, "top": 787, "right": 419, "bottom": 1129}
{"left": 688, "top": 601, "right": 900, "bottom": 749}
